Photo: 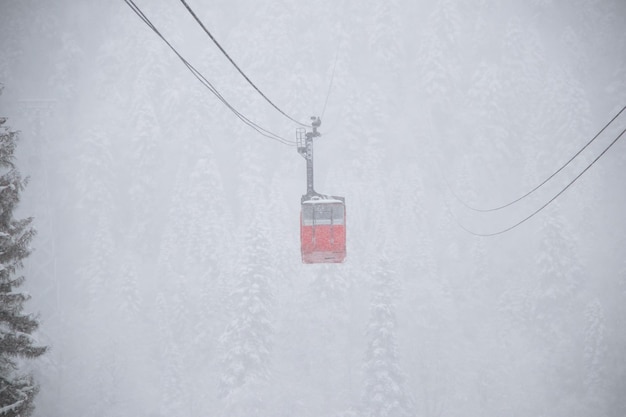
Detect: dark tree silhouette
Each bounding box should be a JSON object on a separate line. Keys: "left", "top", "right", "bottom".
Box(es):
{"left": 0, "top": 100, "right": 46, "bottom": 417}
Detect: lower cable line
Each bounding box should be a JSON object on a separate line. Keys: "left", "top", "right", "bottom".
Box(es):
{"left": 455, "top": 126, "right": 626, "bottom": 237}
{"left": 452, "top": 104, "right": 626, "bottom": 212}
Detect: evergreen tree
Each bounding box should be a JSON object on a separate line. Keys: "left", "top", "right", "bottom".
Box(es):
{"left": 218, "top": 215, "right": 275, "bottom": 417}
{"left": 368, "top": 0, "right": 405, "bottom": 82}
{"left": 583, "top": 298, "right": 607, "bottom": 414}
{"left": 419, "top": 0, "right": 463, "bottom": 106}
{"left": 362, "top": 254, "right": 413, "bottom": 417}
{"left": 0, "top": 113, "right": 46, "bottom": 416}
{"left": 529, "top": 204, "right": 587, "bottom": 415}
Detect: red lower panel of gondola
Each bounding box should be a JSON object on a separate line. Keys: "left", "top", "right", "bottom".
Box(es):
{"left": 300, "top": 224, "right": 346, "bottom": 263}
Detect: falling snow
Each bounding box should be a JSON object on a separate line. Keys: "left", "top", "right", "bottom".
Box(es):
{"left": 1, "top": 0, "right": 626, "bottom": 416}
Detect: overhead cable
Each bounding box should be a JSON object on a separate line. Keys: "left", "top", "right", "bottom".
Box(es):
{"left": 321, "top": 48, "right": 340, "bottom": 120}
{"left": 457, "top": 126, "right": 626, "bottom": 237}
{"left": 452, "top": 104, "right": 626, "bottom": 212}
{"left": 123, "top": 0, "right": 296, "bottom": 146}
{"left": 178, "top": 0, "right": 310, "bottom": 128}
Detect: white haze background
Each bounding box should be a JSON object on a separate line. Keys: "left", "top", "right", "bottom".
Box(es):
{"left": 1, "top": 0, "right": 626, "bottom": 416}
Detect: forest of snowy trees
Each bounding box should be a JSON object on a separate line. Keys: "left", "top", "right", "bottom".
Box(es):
{"left": 1, "top": 0, "right": 625, "bottom": 416}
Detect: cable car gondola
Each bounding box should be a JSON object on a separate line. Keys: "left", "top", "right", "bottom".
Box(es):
{"left": 297, "top": 117, "right": 346, "bottom": 263}
{"left": 300, "top": 195, "right": 346, "bottom": 263}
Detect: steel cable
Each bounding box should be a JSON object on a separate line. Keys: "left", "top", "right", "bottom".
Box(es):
{"left": 179, "top": 0, "right": 311, "bottom": 128}
{"left": 123, "top": 0, "right": 296, "bottom": 146}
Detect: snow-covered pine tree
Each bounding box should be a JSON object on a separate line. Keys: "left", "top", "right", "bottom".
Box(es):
{"left": 419, "top": 0, "right": 462, "bottom": 107}
{"left": 218, "top": 214, "right": 275, "bottom": 417}
{"left": 529, "top": 203, "right": 587, "bottom": 414}
{"left": 583, "top": 298, "right": 607, "bottom": 415}
{"left": 362, "top": 254, "right": 413, "bottom": 417}
{"left": 0, "top": 111, "right": 46, "bottom": 417}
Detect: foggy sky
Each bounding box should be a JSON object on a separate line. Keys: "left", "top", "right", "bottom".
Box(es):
{"left": 1, "top": 1, "right": 625, "bottom": 416}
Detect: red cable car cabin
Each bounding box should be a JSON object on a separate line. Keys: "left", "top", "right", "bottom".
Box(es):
{"left": 300, "top": 196, "right": 346, "bottom": 263}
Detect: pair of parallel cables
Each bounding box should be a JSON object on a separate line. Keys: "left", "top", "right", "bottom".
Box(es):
{"left": 126, "top": 0, "right": 624, "bottom": 236}
{"left": 124, "top": 0, "right": 317, "bottom": 146}
{"left": 446, "top": 105, "right": 626, "bottom": 236}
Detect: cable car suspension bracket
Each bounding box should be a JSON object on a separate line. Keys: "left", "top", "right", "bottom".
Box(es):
{"left": 297, "top": 116, "right": 323, "bottom": 202}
